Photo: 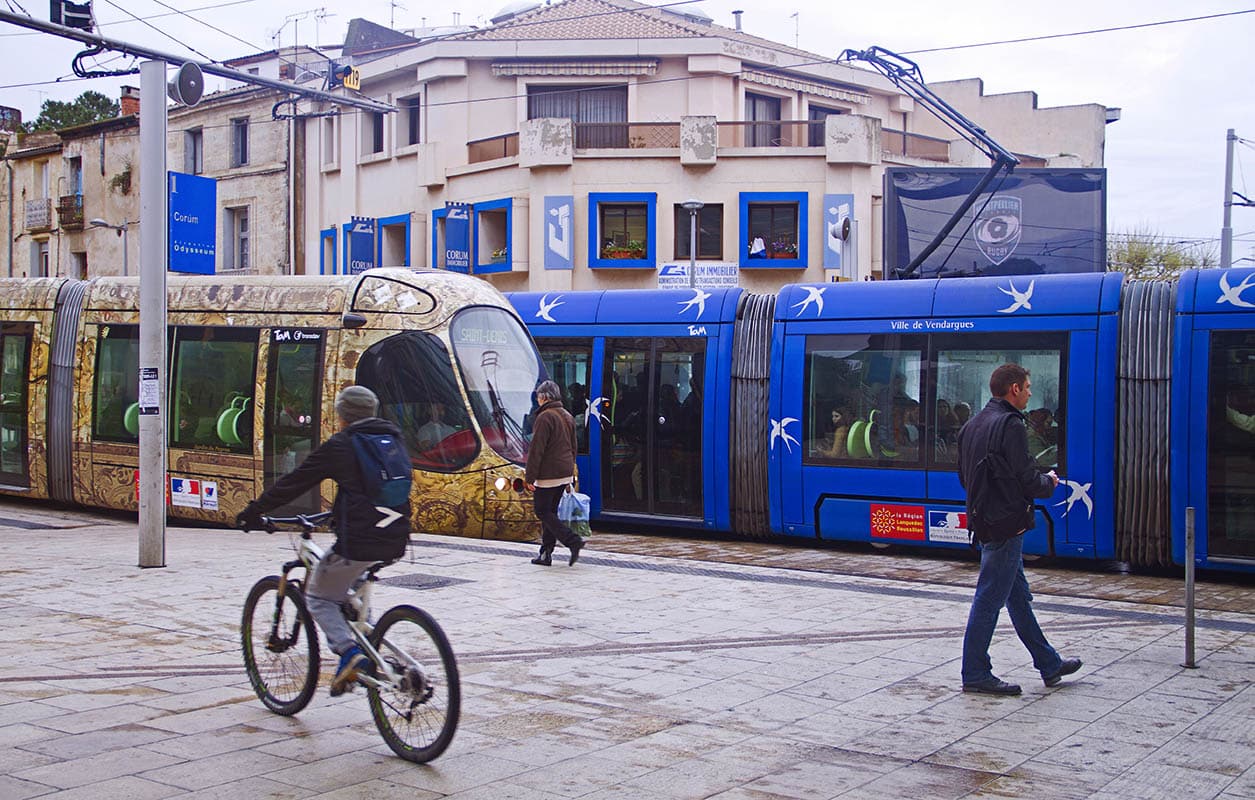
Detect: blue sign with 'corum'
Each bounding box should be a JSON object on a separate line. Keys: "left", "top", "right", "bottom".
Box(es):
{"left": 348, "top": 216, "right": 376, "bottom": 274}
{"left": 168, "top": 171, "right": 216, "bottom": 274}
{"left": 444, "top": 202, "right": 471, "bottom": 273}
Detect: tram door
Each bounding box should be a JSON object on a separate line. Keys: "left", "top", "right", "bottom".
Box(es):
{"left": 1207, "top": 330, "right": 1255, "bottom": 561}
{"left": 263, "top": 329, "right": 324, "bottom": 513}
{"left": 0, "top": 322, "right": 32, "bottom": 487}
{"left": 602, "top": 337, "right": 704, "bottom": 518}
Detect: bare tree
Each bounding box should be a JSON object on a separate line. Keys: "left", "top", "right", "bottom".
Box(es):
{"left": 1108, "top": 226, "right": 1218, "bottom": 280}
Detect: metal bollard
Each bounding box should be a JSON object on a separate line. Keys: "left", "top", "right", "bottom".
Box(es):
{"left": 1183, "top": 506, "right": 1197, "bottom": 669}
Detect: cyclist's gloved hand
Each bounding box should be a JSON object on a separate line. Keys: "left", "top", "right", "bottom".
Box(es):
{"left": 236, "top": 503, "right": 263, "bottom": 531}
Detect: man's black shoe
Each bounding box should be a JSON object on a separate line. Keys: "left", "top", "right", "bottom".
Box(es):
{"left": 530, "top": 546, "right": 553, "bottom": 566}
{"left": 568, "top": 537, "right": 584, "bottom": 566}
{"left": 962, "top": 679, "right": 1022, "bottom": 696}
{"left": 1043, "top": 657, "right": 1083, "bottom": 687}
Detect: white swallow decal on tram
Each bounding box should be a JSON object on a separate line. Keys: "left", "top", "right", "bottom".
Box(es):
{"left": 996, "top": 279, "right": 1035, "bottom": 314}
{"left": 678, "top": 288, "right": 712, "bottom": 317}
{"left": 770, "top": 417, "right": 800, "bottom": 452}
{"left": 536, "top": 293, "right": 564, "bottom": 322}
{"left": 1055, "top": 479, "right": 1094, "bottom": 519}
{"left": 1218, "top": 271, "right": 1255, "bottom": 309}
{"left": 792, "top": 286, "right": 826, "bottom": 317}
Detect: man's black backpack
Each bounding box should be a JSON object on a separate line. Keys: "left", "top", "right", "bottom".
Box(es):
{"left": 966, "top": 416, "right": 1029, "bottom": 543}
{"left": 351, "top": 433, "right": 412, "bottom": 507}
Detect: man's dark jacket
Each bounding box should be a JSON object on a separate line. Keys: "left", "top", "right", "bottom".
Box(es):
{"left": 957, "top": 398, "right": 1055, "bottom": 542}
{"left": 244, "top": 417, "right": 410, "bottom": 562}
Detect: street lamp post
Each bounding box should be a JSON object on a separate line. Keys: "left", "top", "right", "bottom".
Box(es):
{"left": 89, "top": 218, "right": 133, "bottom": 277}
{"left": 681, "top": 199, "right": 704, "bottom": 289}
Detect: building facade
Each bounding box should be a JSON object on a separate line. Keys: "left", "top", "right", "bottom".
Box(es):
{"left": 301, "top": 0, "right": 1112, "bottom": 293}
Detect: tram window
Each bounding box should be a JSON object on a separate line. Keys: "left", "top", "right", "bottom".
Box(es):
{"left": 265, "top": 332, "right": 323, "bottom": 501}
{"left": 1208, "top": 330, "right": 1255, "bottom": 559}
{"left": 536, "top": 339, "right": 592, "bottom": 454}
{"left": 450, "top": 307, "right": 544, "bottom": 465}
{"left": 91, "top": 325, "right": 140, "bottom": 443}
{"left": 932, "top": 334, "right": 1067, "bottom": 471}
{"left": 170, "top": 327, "right": 259, "bottom": 453}
{"left": 357, "top": 330, "right": 477, "bottom": 471}
{"left": 803, "top": 334, "right": 926, "bottom": 467}
{"left": 0, "top": 322, "right": 33, "bottom": 483}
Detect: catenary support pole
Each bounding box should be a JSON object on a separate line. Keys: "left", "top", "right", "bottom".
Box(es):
{"left": 1220, "top": 129, "right": 1235, "bottom": 269}
{"left": 1183, "top": 506, "right": 1197, "bottom": 668}
{"left": 138, "top": 60, "right": 168, "bottom": 568}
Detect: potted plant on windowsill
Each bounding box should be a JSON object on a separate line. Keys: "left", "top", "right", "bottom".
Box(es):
{"left": 490, "top": 247, "right": 507, "bottom": 263}
{"left": 769, "top": 241, "right": 798, "bottom": 259}
{"left": 602, "top": 239, "right": 646, "bottom": 260}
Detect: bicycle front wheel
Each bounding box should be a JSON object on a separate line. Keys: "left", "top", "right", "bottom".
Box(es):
{"left": 241, "top": 575, "right": 320, "bottom": 715}
{"left": 367, "top": 605, "right": 461, "bottom": 763}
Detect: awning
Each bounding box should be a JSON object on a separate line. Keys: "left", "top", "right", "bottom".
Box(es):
{"left": 743, "top": 70, "right": 870, "bottom": 105}
{"left": 492, "top": 60, "right": 659, "bottom": 77}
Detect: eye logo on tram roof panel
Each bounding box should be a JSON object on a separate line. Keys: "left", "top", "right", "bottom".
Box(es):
{"left": 536, "top": 293, "right": 564, "bottom": 322}
{"left": 996, "top": 279, "right": 1035, "bottom": 314}
{"left": 791, "top": 286, "right": 826, "bottom": 317}
{"left": 1055, "top": 479, "right": 1094, "bottom": 519}
{"left": 1218, "top": 271, "right": 1255, "bottom": 308}
{"left": 770, "top": 417, "right": 799, "bottom": 453}
{"left": 678, "top": 288, "right": 712, "bottom": 317}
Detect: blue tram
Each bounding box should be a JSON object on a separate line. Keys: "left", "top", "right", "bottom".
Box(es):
{"left": 510, "top": 267, "right": 1255, "bottom": 573}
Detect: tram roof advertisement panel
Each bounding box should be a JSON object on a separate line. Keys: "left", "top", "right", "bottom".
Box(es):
{"left": 884, "top": 168, "right": 1107, "bottom": 279}
{"left": 1179, "top": 267, "right": 1255, "bottom": 314}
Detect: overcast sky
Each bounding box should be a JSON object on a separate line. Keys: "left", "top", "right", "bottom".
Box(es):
{"left": 2, "top": 0, "right": 1252, "bottom": 260}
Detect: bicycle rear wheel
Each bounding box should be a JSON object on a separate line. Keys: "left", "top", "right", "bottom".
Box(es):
{"left": 367, "top": 605, "right": 460, "bottom": 763}
{"left": 241, "top": 575, "right": 320, "bottom": 715}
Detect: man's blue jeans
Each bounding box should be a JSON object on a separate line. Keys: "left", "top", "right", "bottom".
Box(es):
{"left": 961, "top": 534, "right": 1063, "bottom": 686}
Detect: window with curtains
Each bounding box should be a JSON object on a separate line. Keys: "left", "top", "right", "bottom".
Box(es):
{"left": 527, "top": 84, "right": 628, "bottom": 148}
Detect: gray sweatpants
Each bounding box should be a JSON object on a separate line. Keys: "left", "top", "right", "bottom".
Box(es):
{"left": 305, "top": 552, "right": 375, "bottom": 655}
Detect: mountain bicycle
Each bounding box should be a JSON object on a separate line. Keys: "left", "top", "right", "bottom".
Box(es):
{"left": 239, "top": 511, "right": 460, "bottom": 763}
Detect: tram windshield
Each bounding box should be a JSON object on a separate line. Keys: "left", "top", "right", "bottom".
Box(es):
{"left": 451, "top": 307, "right": 545, "bottom": 465}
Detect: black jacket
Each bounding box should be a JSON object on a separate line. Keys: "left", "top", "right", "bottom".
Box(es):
{"left": 957, "top": 398, "right": 1055, "bottom": 542}
{"left": 246, "top": 417, "right": 410, "bottom": 562}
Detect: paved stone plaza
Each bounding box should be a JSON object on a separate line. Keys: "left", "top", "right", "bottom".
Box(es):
{"left": 1, "top": 503, "right": 1253, "bottom": 799}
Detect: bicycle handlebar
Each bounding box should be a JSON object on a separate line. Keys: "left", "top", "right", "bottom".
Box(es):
{"left": 243, "top": 511, "right": 333, "bottom": 534}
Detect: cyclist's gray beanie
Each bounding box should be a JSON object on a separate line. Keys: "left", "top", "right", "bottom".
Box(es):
{"left": 335, "top": 385, "right": 379, "bottom": 423}
{"left": 536, "top": 380, "right": 562, "bottom": 401}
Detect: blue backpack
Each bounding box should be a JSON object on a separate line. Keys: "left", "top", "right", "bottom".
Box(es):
{"left": 351, "top": 433, "right": 413, "bottom": 507}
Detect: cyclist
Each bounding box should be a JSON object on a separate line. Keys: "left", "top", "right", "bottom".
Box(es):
{"left": 236, "top": 385, "right": 410, "bottom": 696}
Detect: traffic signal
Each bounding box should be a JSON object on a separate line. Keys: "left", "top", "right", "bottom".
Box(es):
{"left": 327, "top": 62, "right": 360, "bottom": 91}
{"left": 50, "top": 0, "right": 94, "bottom": 30}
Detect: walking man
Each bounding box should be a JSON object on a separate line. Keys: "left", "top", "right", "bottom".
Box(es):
{"left": 957, "top": 364, "right": 1081, "bottom": 695}
{"left": 525, "top": 380, "right": 585, "bottom": 566}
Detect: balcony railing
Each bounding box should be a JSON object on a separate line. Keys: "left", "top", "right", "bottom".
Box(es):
{"left": 24, "top": 198, "right": 52, "bottom": 231}
{"left": 882, "top": 129, "right": 950, "bottom": 162}
{"left": 572, "top": 122, "right": 680, "bottom": 150}
{"left": 468, "top": 132, "right": 519, "bottom": 164}
{"left": 58, "top": 194, "right": 84, "bottom": 230}
{"left": 717, "top": 120, "right": 826, "bottom": 148}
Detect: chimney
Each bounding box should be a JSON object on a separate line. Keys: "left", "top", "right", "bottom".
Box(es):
{"left": 120, "top": 86, "right": 140, "bottom": 117}
{"left": 732, "top": 9, "right": 742, "bottom": 30}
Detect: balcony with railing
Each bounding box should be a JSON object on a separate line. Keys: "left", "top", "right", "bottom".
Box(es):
{"left": 58, "top": 194, "right": 84, "bottom": 230}
{"left": 881, "top": 129, "right": 950, "bottom": 162}
{"left": 572, "top": 122, "right": 680, "bottom": 150}
{"left": 468, "top": 132, "right": 519, "bottom": 164}
{"left": 717, "top": 120, "right": 826, "bottom": 148}
{"left": 24, "top": 198, "right": 52, "bottom": 231}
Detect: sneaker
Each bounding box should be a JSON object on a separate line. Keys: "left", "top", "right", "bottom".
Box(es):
{"left": 962, "top": 679, "right": 1022, "bottom": 696}
{"left": 568, "top": 537, "right": 585, "bottom": 566}
{"left": 1043, "top": 657, "right": 1083, "bottom": 687}
{"left": 330, "top": 646, "right": 368, "bottom": 697}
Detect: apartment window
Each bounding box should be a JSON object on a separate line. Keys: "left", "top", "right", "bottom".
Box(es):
{"left": 527, "top": 84, "right": 627, "bottom": 148}
{"left": 230, "top": 118, "right": 249, "bottom": 167}
{"left": 674, "top": 203, "right": 723, "bottom": 260}
{"left": 32, "top": 240, "right": 50, "bottom": 277}
{"left": 745, "top": 92, "right": 782, "bottom": 147}
{"left": 36, "top": 160, "right": 50, "bottom": 198}
{"left": 400, "top": 96, "right": 420, "bottom": 146}
{"left": 321, "top": 116, "right": 337, "bottom": 165}
{"left": 67, "top": 156, "right": 83, "bottom": 194}
{"left": 226, "top": 206, "right": 250, "bottom": 270}
{"left": 184, "top": 129, "right": 203, "bottom": 174}
{"left": 740, "top": 191, "right": 808, "bottom": 267}
{"left": 365, "top": 112, "right": 385, "bottom": 155}
{"left": 588, "top": 192, "right": 656, "bottom": 268}
{"left": 807, "top": 104, "right": 843, "bottom": 147}
{"left": 247, "top": 67, "right": 260, "bottom": 75}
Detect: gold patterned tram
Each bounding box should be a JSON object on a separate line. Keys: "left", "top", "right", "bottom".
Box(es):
{"left": 0, "top": 268, "right": 544, "bottom": 540}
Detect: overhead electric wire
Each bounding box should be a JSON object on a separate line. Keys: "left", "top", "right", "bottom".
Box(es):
{"left": 98, "top": 0, "right": 216, "bottom": 62}
{"left": 0, "top": 0, "right": 261, "bottom": 36}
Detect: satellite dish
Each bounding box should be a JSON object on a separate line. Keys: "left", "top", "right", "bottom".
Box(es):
{"left": 167, "top": 62, "right": 204, "bottom": 107}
